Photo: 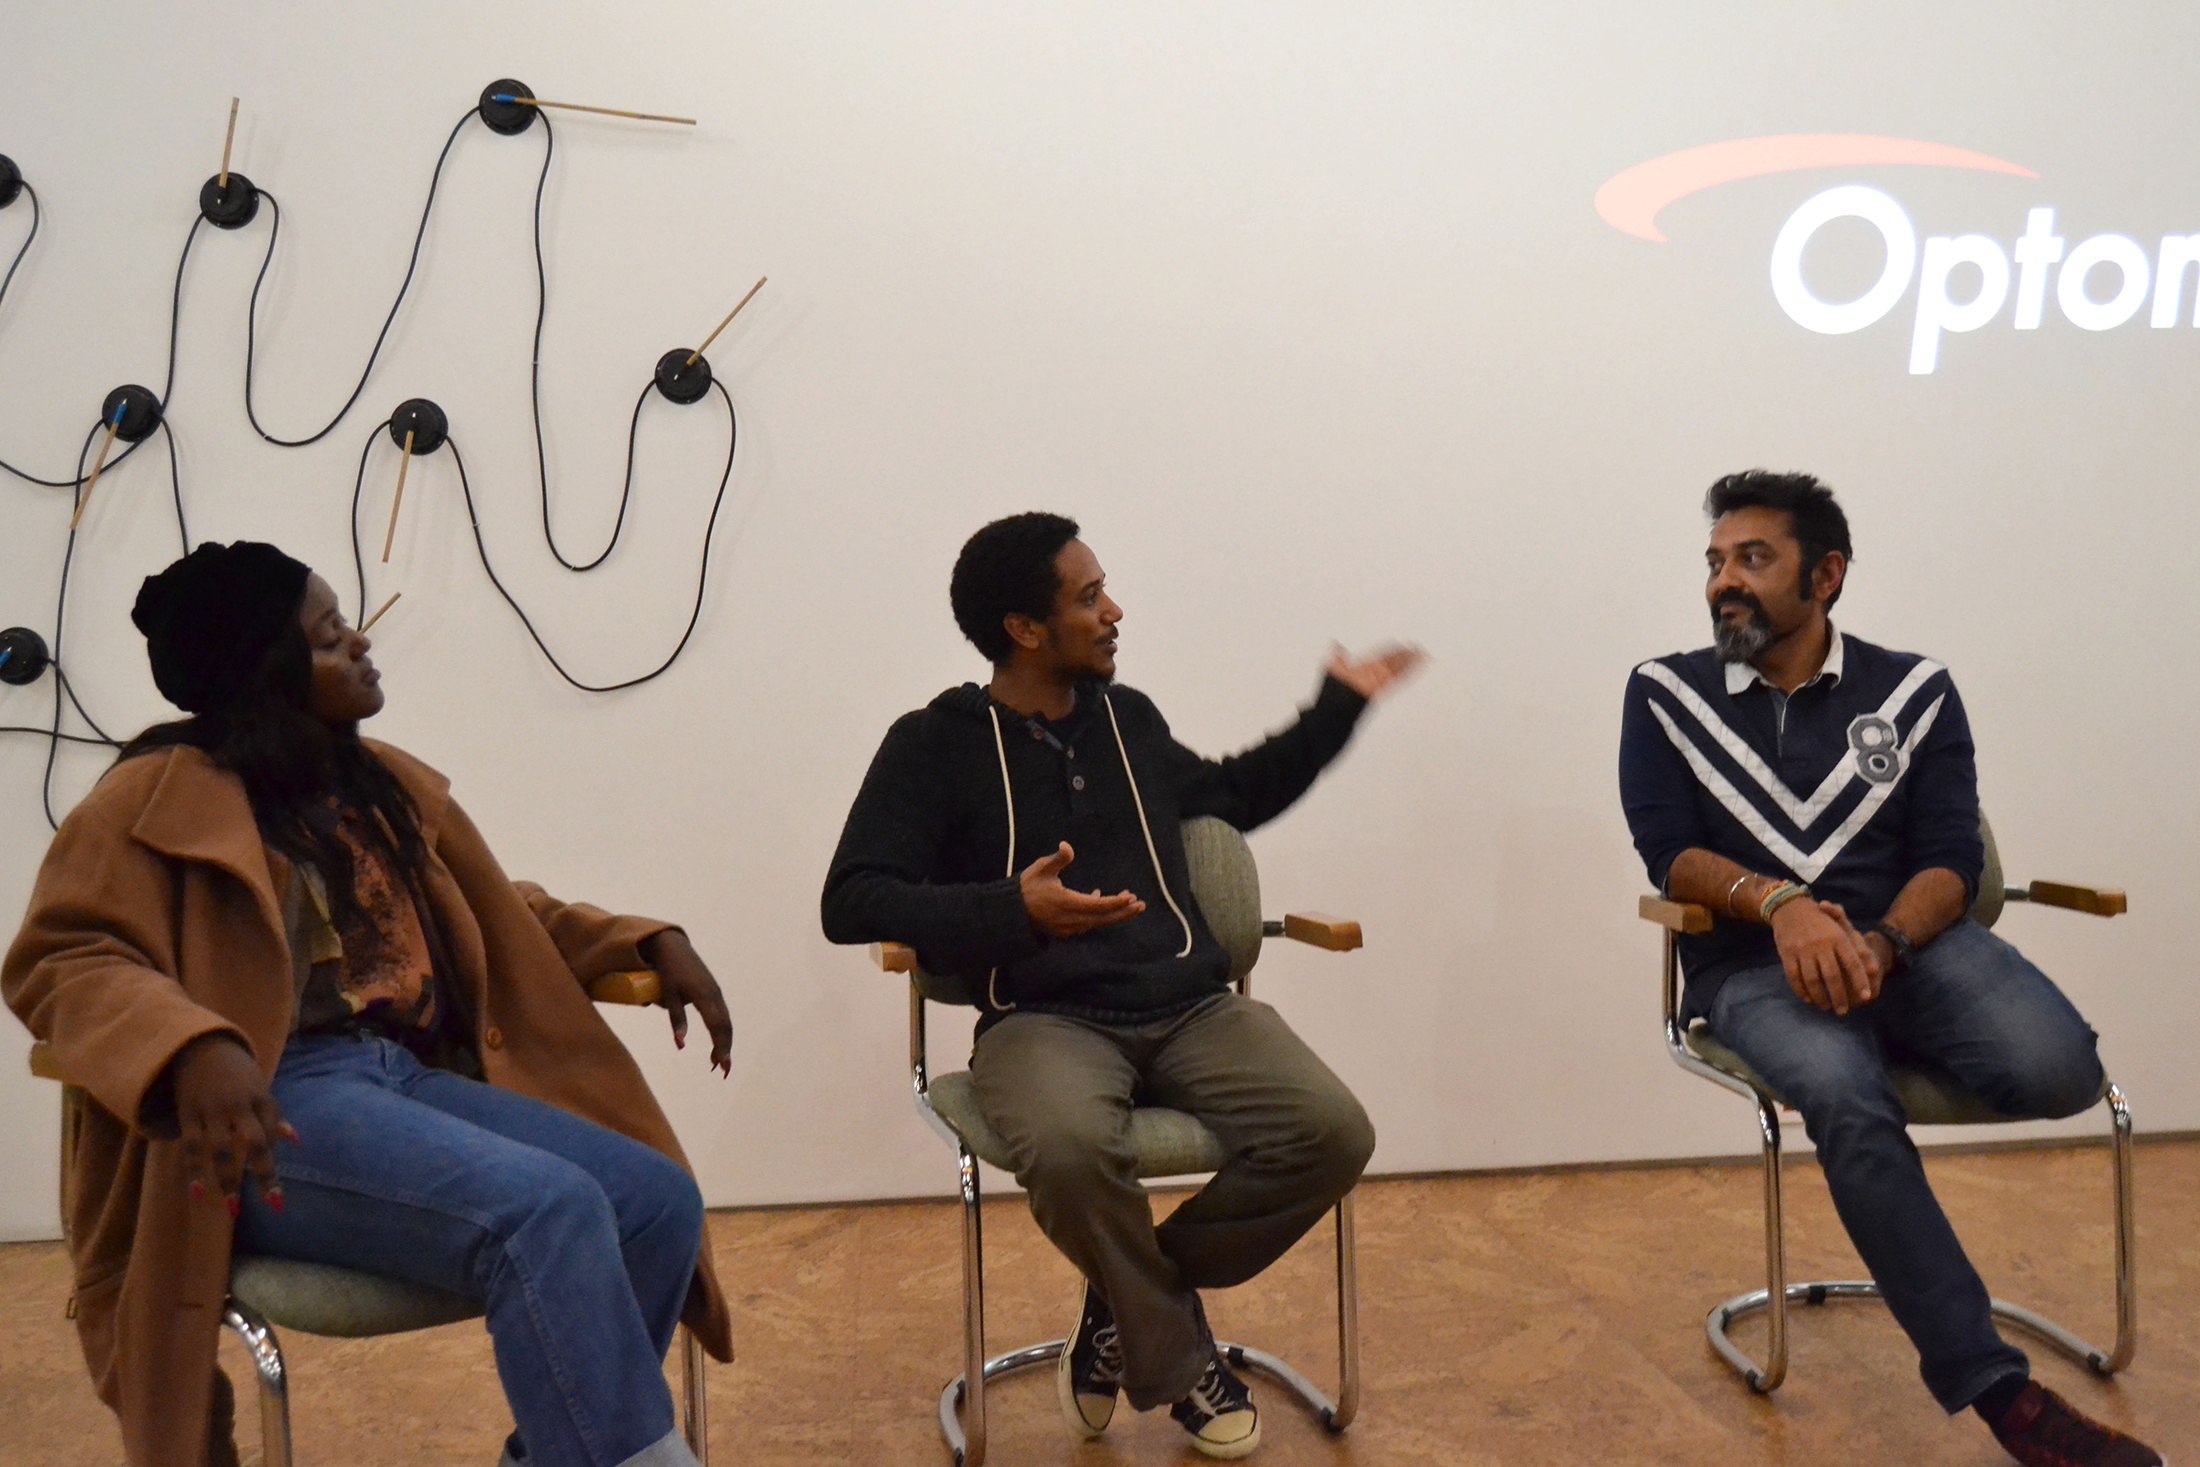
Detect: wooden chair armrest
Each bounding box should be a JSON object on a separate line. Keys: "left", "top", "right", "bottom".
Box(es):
{"left": 29, "top": 1041, "right": 61, "bottom": 1082}
{"left": 588, "top": 969, "right": 662, "bottom": 1005}
{"left": 1279, "top": 912, "right": 1362, "bottom": 952}
{"left": 2018, "top": 881, "right": 2127, "bottom": 917}
{"left": 872, "top": 941, "right": 917, "bottom": 973}
{"left": 1639, "top": 895, "right": 1715, "bottom": 934}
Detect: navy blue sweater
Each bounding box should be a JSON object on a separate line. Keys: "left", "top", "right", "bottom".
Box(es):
{"left": 822, "top": 676, "right": 1367, "bottom": 1026}
{"left": 1618, "top": 631, "right": 1984, "bottom": 1010}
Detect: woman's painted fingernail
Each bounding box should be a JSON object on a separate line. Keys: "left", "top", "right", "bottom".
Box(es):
{"left": 225, "top": 1195, "right": 240, "bottom": 1220}
{"left": 189, "top": 1180, "right": 205, "bottom": 1202}
{"left": 267, "top": 1189, "right": 286, "bottom": 1214}
{"left": 279, "top": 1123, "right": 300, "bottom": 1143}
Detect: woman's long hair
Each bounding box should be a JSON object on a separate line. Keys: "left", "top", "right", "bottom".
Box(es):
{"left": 118, "top": 616, "right": 429, "bottom": 941}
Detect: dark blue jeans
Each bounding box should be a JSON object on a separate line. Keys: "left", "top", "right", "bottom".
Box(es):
{"left": 1707, "top": 919, "right": 2104, "bottom": 1413}
{"left": 234, "top": 1033, "right": 705, "bottom": 1467}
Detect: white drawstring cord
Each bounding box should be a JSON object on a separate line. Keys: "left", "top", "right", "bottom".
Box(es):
{"left": 1103, "top": 693, "right": 1194, "bottom": 958}
{"left": 985, "top": 705, "right": 1017, "bottom": 1011}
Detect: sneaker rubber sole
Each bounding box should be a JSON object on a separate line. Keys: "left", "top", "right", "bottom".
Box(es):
{"left": 1055, "top": 1342, "right": 1115, "bottom": 1439}
{"left": 1183, "top": 1409, "right": 1261, "bottom": 1460}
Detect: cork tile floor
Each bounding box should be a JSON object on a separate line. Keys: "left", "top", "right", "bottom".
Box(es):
{"left": 2, "top": 1138, "right": 2193, "bottom": 1466}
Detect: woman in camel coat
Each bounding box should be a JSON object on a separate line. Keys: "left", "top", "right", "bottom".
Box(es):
{"left": 4, "top": 543, "right": 734, "bottom": 1467}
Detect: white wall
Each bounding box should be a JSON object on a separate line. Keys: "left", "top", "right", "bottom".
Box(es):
{"left": 3, "top": 2, "right": 2193, "bottom": 1240}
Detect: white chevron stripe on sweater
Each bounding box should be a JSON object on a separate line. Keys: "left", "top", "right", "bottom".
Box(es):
{"left": 1634, "top": 656, "right": 1943, "bottom": 827}
{"left": 1647, "top": 694, "right": 1946, "bottom": 882}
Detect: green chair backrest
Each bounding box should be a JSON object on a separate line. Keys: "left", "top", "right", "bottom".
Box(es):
{"left": 1181, "top": 816, "right": 1263, "bottom": 986}
{"left": 1971, "top": 812, "right": 2005, "bottom": 930}
{"left": 913, "top": 816, "right": 1263, "bottom": 1005}
{"left": 911, "top": 965, "right": 985, "bottom": 1008}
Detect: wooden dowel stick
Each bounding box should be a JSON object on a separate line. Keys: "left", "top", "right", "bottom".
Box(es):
{"left": 381, "top": 430, "right": 415, "bottom": 564}
{"left": 70, "top": 418, "right": 123, "bottom": 533}
{"left": 686, "top": 276, "right": 769, "bottom": 366}
{"left": 360, "top": 592, "right": 401, "bottom": 635}
{"left": 219, "top": 97, "right": 239, "bottom": 189}
{"left": 494, "top": 95, "right": 696, "bottom": 127}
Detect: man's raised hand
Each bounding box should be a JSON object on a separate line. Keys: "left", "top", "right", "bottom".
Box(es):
{"left": 1020, "top": 842, "right": 1145, "bottom": 939}
{"left": 1326, "top": 643, "right": 1428, "bottom": 701}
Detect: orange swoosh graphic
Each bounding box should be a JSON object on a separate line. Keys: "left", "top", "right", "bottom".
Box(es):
{"left": 1596, "top": 134, "right": 2037, "bottom": 242}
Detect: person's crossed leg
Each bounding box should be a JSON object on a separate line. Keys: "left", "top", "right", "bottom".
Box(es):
{"left": 1711, "top": 918, "right": 2110, "bottom": 1424}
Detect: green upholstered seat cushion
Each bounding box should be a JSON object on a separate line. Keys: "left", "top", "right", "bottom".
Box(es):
{"left": 229, "top": 1256, "right": 481, "bottom": 1338}
{"left": 1679, "top": 1023, "right": 2108, "bottom": 1126}
{"left": 926, "top": 1070, "right": 1229, "bottom": 1178}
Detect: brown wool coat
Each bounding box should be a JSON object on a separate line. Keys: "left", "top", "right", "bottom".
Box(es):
{"left": 3, "top": 741, "right": 733, "bottom": 1467}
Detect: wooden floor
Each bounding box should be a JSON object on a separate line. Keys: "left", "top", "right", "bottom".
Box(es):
{"left": 3, "top": 1138, "right": 2193, "bottom": 1466}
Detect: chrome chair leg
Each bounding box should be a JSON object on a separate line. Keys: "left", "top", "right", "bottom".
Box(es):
{"left": 1705, "top": 1095, "right": 1788, "bottom": 1391}
{"left": 1707, "top": 1087, "right": 2138, "bottom": 1390}
{"left": 2107, "top": 1083, "right": 2137, "bottom": 1373}
{"left": 931, "top": 1161, "right": 1362, "bottom": 1459}
{"left": 1328, "top": 1191, "right": 1360, "bottom": 1430}
{"left": 681, "top": 1325, "right": 710, "bottom": 1464}
{"left": 1992, "top": 1082, "right": 2139, "bottom": 1375}
{"left": 936, "top": 1192, "right": 1367, "bottom": 1445}
{"left": 1757, "top": 1095, "right": 1786, "bottom": 1392}
{"left": 941, "top": 1340, "right": 1065, "bottom": 1465}
{"left": 936, "top": 1148, "right": 989, "bottom": 1467}
{"left": 222, "top": 1299, "right": 713, "bottom": 1466}
{"left": 1226, "top": 1341, "right": 1348, "bottom": 1421}
{"left": 222, "top": 1297, "right": 292, "bottom": 1467}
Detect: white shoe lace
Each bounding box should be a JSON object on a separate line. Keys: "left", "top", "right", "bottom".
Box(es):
{"left": 1089, "top": 1322, "right": 1123, "bottom": 1385}
{"left": 1185, "top": 1360, "right": 1241, "bottom": 1419}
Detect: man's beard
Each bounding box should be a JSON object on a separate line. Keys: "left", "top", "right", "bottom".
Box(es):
{"left": 1046, "top": 626, "right": 1118, "bottom": 684}
{"left": 1711, "top": 593, "right": 1774, "bottom": 664}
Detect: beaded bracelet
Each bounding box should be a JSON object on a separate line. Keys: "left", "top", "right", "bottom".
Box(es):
{"left": 1759, "top": 880, "right": 1811, "bottom": 922}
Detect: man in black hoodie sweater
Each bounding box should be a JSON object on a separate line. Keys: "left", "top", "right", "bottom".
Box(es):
{"left": 822, "top": 513, "right": 1422, "bottom": 1459}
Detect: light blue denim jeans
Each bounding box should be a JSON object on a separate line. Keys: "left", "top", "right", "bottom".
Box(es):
{"left": 234, "top": 1033, "right": 705, "bottom": 1467}
{"left": 1707, "top": 918, "right": 2105, "bottom": 1413}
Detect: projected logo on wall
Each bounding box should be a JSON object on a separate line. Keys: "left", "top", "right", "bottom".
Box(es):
{"left": 1596, "top": 134, "right": 2200, "bottom": 375}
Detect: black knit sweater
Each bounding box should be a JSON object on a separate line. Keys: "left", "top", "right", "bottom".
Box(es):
{"left": 821, "top": 676, "right": 1367, "bottom": 1025}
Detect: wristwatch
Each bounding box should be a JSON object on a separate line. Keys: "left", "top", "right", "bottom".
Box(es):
{"left": 1870, "top": 921, "right": 1918, "bottom": 973}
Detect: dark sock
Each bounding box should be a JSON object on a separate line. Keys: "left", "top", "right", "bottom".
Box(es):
{"left": 207, "top": 1367, "right": 241, "bottom": 1467}
{"left": 1972, "top": 1372, "right": 2030, "bottom": 1428}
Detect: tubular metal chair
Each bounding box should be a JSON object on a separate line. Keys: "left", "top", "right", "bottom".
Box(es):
{"left": 1638, "top": 817, "right": 2136, "bottom": 1392}
{"left": 28, "top": 967, "right": 711, "bottom": 1467}
{"left": 866, "top": 816, "right": 1364, "bottom": 1467}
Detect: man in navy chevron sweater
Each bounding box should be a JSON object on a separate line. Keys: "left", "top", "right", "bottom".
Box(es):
{"left": 1618, "top": 471, "right": 2159, "bottom": 1467}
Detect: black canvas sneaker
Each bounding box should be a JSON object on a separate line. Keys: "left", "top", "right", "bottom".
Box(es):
{"left": 1056, "top": 1279, "right": 1124, "bottom": 1437}
{"left": 1170, "top": 1349, "right": 1261, "bottom": 1459}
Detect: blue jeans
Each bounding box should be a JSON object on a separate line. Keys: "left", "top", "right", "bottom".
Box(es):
{"left": 234, "top": 1033, "right": 705, "bottom": 1467}
{"left": 1707, "top": 919, "right": 2104, "bottom": 1413}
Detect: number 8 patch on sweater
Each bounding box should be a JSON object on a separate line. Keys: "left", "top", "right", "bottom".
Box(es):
{"left": 1848, "top": 713, "right": 1905, "bottom": 785}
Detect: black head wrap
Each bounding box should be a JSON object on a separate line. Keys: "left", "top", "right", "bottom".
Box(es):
{"left": 131, "top": 541, "right": 313, "bottom": 715}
